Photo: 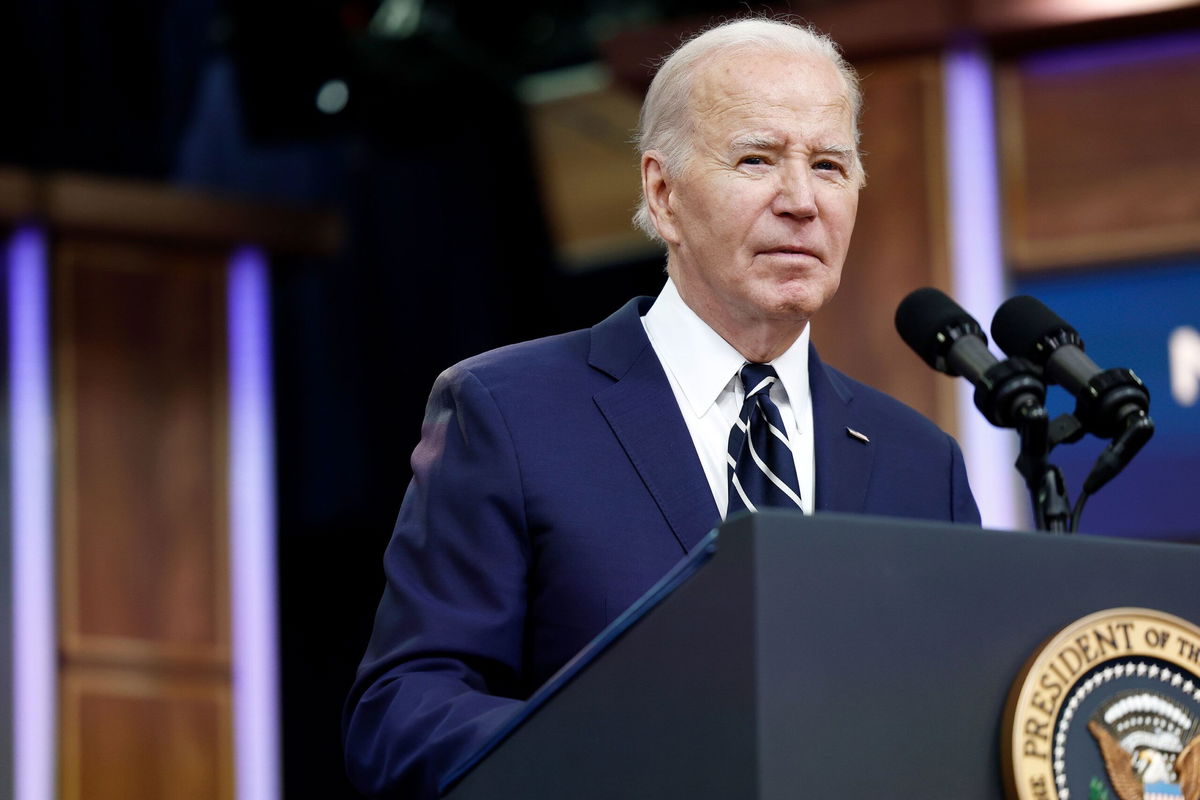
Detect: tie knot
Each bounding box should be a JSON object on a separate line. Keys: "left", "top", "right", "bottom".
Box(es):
{"left": 739, "top": 363, "right": 778, "bottom": 399}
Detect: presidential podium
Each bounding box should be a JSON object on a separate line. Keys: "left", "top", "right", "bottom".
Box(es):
{"left": 442, "top": 512, "right": 1200, "bottom": 799}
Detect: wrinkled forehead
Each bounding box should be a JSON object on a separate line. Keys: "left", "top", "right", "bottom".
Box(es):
{"left": 687, "top": 48, "right": 854, "bottom": 134}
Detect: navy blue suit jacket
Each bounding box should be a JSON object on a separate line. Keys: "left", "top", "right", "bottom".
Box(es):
{"left": 343, "top": 297, "right": 980, "bottom": 798}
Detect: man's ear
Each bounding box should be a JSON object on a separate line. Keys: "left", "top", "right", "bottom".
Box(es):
{"left": 641, "top": 151, "right": 681, "bottom": 245}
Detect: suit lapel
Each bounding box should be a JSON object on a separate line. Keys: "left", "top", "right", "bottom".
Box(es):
{"left": 810, "top": 345, "right": 874, "bottom": 514}
{"left": 589, "top": 299, "right": 721, "bottom": 553}
{"left": 587, "top": 301, "right": 875, "bottom": 538}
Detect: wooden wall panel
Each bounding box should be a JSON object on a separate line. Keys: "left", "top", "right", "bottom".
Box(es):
{"left": 61, "top": 667, "right": 232, "bottom": 800}
{"left": 0, "top": 169, "right": 334, "bottom": 800}
{"left": 57, "top": 240, "right": 229, "bottom": 663}
{"left": 526, "top": 82, "right": 654, "bottom": 270}
{"left": 602, "top": 0, "right": 957, "bottom": 87}
{"left": 0, "top": 168, "right": 342, "bottom": 256}
{"left": 55, "top": 238, "right": 232, "bottom": 799}
{"left": 813, "top": 55, "right": 958, "bottom": 433}
{"left": 999, "top": 37, "right": 1200, "bottom": 270}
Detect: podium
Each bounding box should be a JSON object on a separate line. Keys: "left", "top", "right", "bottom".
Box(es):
{"left": 442, "top": 512, "right": 1200, "bottom": 799}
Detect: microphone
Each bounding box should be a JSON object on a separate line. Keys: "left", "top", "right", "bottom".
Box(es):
{"left": 895, "top": 288, "right": 1045, "bottom": 428}
{"left": 990, "top": 296, "right": 1150, "bottom": 440}
{"left": 991, "top": 295, "right": 1154, "bottom": 495}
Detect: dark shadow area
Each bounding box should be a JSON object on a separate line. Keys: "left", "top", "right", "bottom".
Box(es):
{"left": 0, "top": 3, "right": 693, "bottom": 795}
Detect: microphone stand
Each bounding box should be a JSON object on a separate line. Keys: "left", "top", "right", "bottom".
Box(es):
{"left": 895, "top": 289, "right": 1155, "bottom": 534}
{"left": 1008, "top": 404, "right": 1153, "bottom": 533}
{"left": 971, "top": 356, "right": 1072, "bottom": 532}
{"left": 1012, "top": 404, "right": 1071, "bottom": 533}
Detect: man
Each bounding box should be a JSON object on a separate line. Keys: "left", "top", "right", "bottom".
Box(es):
{"left": 344, "top": 17, "right": 979, "bottom": 799}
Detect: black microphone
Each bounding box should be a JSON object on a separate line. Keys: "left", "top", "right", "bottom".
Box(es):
{"left": 895, "top": 288, "right": 1045, "bottom": 428}
{"left": 990, "top": 295, "right": 1150, "bottom": 440}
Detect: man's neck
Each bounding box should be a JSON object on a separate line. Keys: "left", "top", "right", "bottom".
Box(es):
{"left": 673, "top": 281, "right": 808, "bottom": 363}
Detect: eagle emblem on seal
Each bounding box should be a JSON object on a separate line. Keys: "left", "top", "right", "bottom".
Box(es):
{"left": 1088, "top": 690, "right": 1200, "bottom": 800}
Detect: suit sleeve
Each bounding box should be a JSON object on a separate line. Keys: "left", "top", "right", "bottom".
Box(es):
{"left": 343, "top": 366, "right": 529, "bottom": 799}
{"left": 947, "top": 433, "right": 982, "bottom": 525}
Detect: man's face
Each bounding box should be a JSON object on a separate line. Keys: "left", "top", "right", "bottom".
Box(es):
{"left": 650, "top": 49, "right": 861, "bottom": 337}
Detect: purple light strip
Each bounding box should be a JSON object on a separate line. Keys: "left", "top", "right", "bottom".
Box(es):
{"left": 8, "top": 225, "right": 56, "bottom": 800}
{"left": 1021, "top": 30, "right": 1200, "bottom": 77}
{"left": 943, "top": 44, "right": 1024, "bottom": 530}
{"left": 227, "top": 246, "right": 280, "bottom": 800}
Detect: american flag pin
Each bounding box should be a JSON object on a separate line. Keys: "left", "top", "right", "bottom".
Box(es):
{"left": 846, "top": 427, "right": 870, "bottom": 444}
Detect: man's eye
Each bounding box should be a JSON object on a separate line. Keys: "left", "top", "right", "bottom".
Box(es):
{"left": 814, "top": 159, "right": 845, "bottom": 173}
{"left": 739, "top": 156, "right": 767, "bottom": 166}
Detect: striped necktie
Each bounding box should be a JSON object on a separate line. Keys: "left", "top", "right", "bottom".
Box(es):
{"left": 726, "top": 363, "right": 803, "bottom": 515}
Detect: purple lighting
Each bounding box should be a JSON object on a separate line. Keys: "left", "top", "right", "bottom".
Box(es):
{"left": 943, "top": 44, "right": 1023, "bottom": 530}
{"left": 1021, "top": 31, "right": 1200, "bottom": 76}
{"left": 8, "top": 225, "right": 55, "bottom": 800}
{"left": 228, "top": 246, "right": 280, "bottom": 800}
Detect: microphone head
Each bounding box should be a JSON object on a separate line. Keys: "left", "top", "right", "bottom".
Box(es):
{"left": 895, "top": 287, "right": 985, "bottom": 375}
{"left": 990, "top": 295, "right": 1081, "bottom": 365}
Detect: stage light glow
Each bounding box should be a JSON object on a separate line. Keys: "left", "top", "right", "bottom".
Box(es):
{"left": 228, "top": 246, "right": 280, "bottom": 800}
{"left": 943, "top": 44, "right": 1024, "bottom": 530}
{"left": 316, "top": 79, "right": 349, "bottom": 114}
{"left": 1008, "top": 0, "right": 1195, "bottom": 25}
{"left": 8, "top": 225, "right": 55, "bottom": 800}
{"left": 1169, "top": 326, "right": 1200, "bottom": 407}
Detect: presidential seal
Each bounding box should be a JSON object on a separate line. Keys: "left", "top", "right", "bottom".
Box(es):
{"left": 1004, "top": 608, "right": 1200, "bottom": 800}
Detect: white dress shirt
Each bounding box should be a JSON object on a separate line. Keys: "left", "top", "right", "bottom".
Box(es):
{"left": 641, "top": 279, "right": 815, "bottom": 518}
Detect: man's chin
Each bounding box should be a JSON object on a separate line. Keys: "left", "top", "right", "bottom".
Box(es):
{"left": 757, "top": 283, "right": 839, "bottom": 321}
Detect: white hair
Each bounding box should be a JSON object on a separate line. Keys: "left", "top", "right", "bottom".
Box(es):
{"left": 632, "top": 18, "right": 863, "bottom": 242}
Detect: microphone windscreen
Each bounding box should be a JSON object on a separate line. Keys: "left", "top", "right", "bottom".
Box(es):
{"left": 990, "top": 295, "right": 1078, "bottom": 364}
{"left": 895, "top": 287, "right": 979, "bottom": 370}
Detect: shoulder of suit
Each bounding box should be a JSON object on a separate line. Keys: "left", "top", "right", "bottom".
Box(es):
{"left": 434, "top": 328, "right": 594, "bottom": 397}
{"left": 445, "top": 297, "right": 651, "bottom": 387}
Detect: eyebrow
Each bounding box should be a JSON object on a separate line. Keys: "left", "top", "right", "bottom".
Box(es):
{"left": 729, "top": 134, "right": 783, "bottom": 152}
{"left": 813, "top": 145, "right": 858, "bottom": 161}
{"left": 727, "top": 135, "right": 857, "bottom": 161}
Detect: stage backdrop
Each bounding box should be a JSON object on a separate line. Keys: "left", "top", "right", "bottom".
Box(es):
{"left": 1013, "top": 257, "right": 1200, "bottom": 542}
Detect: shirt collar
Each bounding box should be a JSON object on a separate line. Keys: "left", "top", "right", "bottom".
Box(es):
{"left": 769, "top": 316, "right": 812, "bottom": 413}
{"left": 642, "top": 278, "right": 812, "bottom": 416}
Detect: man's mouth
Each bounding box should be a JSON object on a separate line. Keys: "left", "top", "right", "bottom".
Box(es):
{"left": 761, "top": 246, "right": 820, "bottom": 259}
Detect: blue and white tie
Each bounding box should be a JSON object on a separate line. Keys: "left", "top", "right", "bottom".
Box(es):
{"left": 726, "top": 363, "right": 803, "bottom": 515}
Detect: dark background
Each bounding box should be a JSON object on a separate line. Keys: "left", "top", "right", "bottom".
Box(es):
{"left": 0, "top": 2, "right": 714, "bottom": 795}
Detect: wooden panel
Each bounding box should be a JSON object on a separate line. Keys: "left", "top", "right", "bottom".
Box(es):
{"left": 600, "top": 0, "right": 956, "bottom": 85}
{"left": 598, "top": 3, "right": 1200, "bottom": 95}
{"left": 0, "top": 168, "right": 38, "bottom": 220}
{"left": 999, "top": 36, "right": 1200, "bottom": 270}
{"left": 0, "top": 167, "right": 341, "bottom": 255}
{"left": 813, "top": 55, "right": 959, "bottom": 433}
{"left": 525, "top": 80, "right": 655, "bottom": 269}
{"left": 56, "top": 239, "right": 229, "bottom": 667}
{"left": 61, "top": 666, "right": 232, "bottom": 800}
{"left": 797, "top": 0, "right": 957, "bottom": 56}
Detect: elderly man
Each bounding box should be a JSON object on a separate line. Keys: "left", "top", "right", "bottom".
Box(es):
{"left": 344, "top": 17, "right": 979, "bottom": 799}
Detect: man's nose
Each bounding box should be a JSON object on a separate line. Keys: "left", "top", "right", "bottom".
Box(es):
{"left": 772, "top": 165, "right": 818, "bottom": 219}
